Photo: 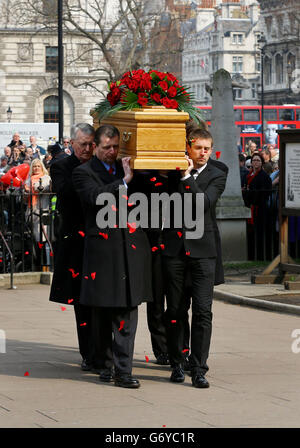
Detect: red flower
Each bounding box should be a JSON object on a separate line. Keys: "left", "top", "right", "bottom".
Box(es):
{"left": 162, "top": 97, "right": 174, "bottom": 109}
{"left": 167, "top": 86, "right": 177, "bottom": 98}
{"left": 137, "top": 92, "right": 148, "bottom": 107}
{"left": 215, "top": 151, "right": 221, "bottom": 160}
{"left": 170, "top": 99, "right": 178, "bottom": 109}
{"left": 151, "top": 93, "right": 161, "bottom": 104}
{"left": 158, "top": 80, "right": 168, "bottom": 91}
{"left": 140, "top": 73, "right": 152, "bottom": 91}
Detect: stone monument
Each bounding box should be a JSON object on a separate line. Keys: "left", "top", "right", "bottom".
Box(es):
{"left": 210, "top": 69, "right": 250, "bottom": 261}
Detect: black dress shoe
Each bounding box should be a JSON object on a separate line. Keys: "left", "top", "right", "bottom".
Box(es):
{"left": 156, "top": 353, "right": 170, "bottom": 366}
{"left": 99, "top": 369, "right": 114, "bottom": 383}
{"left": 170, "top": 364, "right": 185, "bottom": 383}
{"left": 81, "top": 359, "right": 92, "bottom": 371}
{"left": 192, "top": 374, "right": 210, "bottom": 388}
{"left": 114, "top": 375, "right": 140, "bottom": 389}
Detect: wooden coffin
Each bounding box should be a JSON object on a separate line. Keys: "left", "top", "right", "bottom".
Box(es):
{"left": 91, "top": 106, "right": 189, "bottom": 170}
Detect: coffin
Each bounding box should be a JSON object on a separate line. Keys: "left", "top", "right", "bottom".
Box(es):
{"left": 91, "top": 106, "right": 189, "bottom": 170}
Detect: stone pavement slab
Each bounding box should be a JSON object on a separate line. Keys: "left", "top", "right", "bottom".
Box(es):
{"left": 0, "top": 284, "right": 300, "bottom": 428}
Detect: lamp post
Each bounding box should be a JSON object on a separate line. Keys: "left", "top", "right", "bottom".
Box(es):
{"left": 258, "top": 34, "right": 266, "bottom": 147}
{"left": 58, "top": 0, "right": 63, "bottom": 144}
{"left": 6, "top": 106, "right": 12, "bottom": 123}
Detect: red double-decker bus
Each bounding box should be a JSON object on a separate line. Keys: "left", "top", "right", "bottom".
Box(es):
{"left": 197, "top": 104, "right": 300, "bottom": 152}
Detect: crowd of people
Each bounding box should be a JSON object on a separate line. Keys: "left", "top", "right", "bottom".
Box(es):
{"left": 239, "top": 140, "right": 280, "bottom": 260}
{"left": 0, "top": 133, "right": 73, "bottom": 175}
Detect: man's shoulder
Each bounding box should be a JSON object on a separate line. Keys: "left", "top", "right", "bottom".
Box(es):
{"left": 208, "top": 158, "right": 229, "bottom": 175}
{"left": 73, "top": 158, "right": 95, "bottom": 177}
{"left": 207, "top": 162, "right": 227, "bottom": 179}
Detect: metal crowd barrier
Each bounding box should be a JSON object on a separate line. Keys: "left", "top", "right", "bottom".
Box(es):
{"left": 0, "top": 182, "right": 57, "bottom": 281}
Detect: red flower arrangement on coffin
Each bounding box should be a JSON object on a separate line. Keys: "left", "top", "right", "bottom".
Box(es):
{"left": 94, "top": 69, "right": 202, "bottom": 124}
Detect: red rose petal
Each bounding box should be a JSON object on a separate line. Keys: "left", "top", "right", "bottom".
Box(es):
{"left": 122, "top": 195, "right": 129, "bottom": 200}
{"left": 91, "top": 272, "right": 96, "bottom": 280}
{"left": 78, "top": 231, "right": 85, "bottom": 237}
{"left": 215, "top": 151, "right": 221, "bottom": 160}
{"left": 80, "top": 322, "right": 87, "bottom": 327}
{"left": 186, "top": 251, "right": 190, "bottom": 256}
{"left": 111, "top": 205, "right": 117, "bottom": 212}
{"left": 119, "top": 320, "right": 125, "bottom": 331}
{"left": 185, "top": 185, "right": 190, "bottom": 190}
{"left": 177, "top": 231, "right": 182, "bottom": 238}
{"left": 84, "top": 276, "right": 89, "bottom": 279}
{"left": 128, "top": 203, "right": 134, "bottom": 207}
{"left": 176, "top": 167, "right": 180, "bottom": 170}
{"left": 38, "top": 242, "right": 43, "bottom": 249}
{"left": 151, "top": 246, "right": 158, "bottom": 252}
{"left": 131, "top": 244, "right": 136, "bottom": 250}
{"left": 145, "top": 355, "right": 149, "bottom": 362}
{"left": 25, "top": 251, "right": 29, "bottom": 255}
{"left": 150, "top": 177, "right": 157, "bottom": 182}
{"left": 127, "top": 222, "right": 136, "bottom": 233}
{"left": 99, "top": 232, "right": 108, "bottom": 239}
{"left": 171, "top": 320, "right": 177, "bottom": 324}
{"left": 50, "top": 251, "right": 54, "bottom": 257}
{"left": 182, "top": 349, "right": 189, "bottom": 353}
{"left": 24, "top": 371, "right": 29, "bottom": 376}
{"left": 154, "top": 182, "right": 163, "bottom": 187}
{"left": 68, "top": 299, "right": 74, "bottom": 304}
{"left": 61, "top": 306, "right": 66, "bottom": 311}
{"left": 68, "top": 269, "right": 79, "bottom": 278}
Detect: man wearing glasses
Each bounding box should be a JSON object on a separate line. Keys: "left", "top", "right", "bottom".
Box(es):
{"left": 63, "top": 137, "right": 73, "bottom": 155}
{"left": 161, "top": 128, "right": 227, "bottom": 389}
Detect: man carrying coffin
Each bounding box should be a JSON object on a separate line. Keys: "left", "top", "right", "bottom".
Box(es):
{"left": 72, "top": 125, "right": 152, "bottom": 389}
{"left": 161, "top": 128, "right": 227, "bottom": 388}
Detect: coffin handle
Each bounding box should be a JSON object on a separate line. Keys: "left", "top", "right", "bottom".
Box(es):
{"left": 122, "top": 131, "right": 132, "bottom": 143}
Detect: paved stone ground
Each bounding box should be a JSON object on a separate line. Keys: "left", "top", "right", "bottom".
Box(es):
{"left": 0, "top": 284, "right": 300, "bottom": 428}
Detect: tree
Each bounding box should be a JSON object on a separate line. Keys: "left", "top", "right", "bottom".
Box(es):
{"left": 2, "top": 0, "right": 186, "bottom": 94}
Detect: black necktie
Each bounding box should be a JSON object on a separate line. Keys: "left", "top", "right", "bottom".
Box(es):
{"left": 191, "top": 169, "right": 198, "bottom": 177}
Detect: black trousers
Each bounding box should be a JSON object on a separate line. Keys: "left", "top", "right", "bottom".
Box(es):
{"left": 92, "top": 306, "right": 138, "bottom": 376}
{"left": 146, "top": 250, "right": 168, "bottom": 357}
{"left": 163, "top": 254, "right": 216, "bottom": 375}
{"left": 73, "top": 303, "right": 94, "bottom": 364}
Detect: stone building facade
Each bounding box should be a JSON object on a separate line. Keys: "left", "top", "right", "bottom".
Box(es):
{"left": 0, "top": 27, "right": 107, "bottom": 136}
{"left": 257, "top": 0, "right": 300, "bottom": 104}
{"left": 182, "top": 0, "right": 262, "bottom": 105}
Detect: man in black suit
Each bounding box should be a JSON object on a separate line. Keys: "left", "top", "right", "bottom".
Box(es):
{"left": 162, "top": 128, "right": 227, "bottom": 388}
{"left": 49, "top": 123, "right": 97, "bottom": 372}
{"left": 72, "top": 125, "right": 152, "bottom": 389}
{"left": 182, "top": 156, "right": 228, "bottom": 369}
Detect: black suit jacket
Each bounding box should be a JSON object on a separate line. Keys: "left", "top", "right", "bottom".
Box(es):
{"left": 72, "top": 156, "right": 152, "bottom": 308}
{"left": 49, "top": 153, "right": 86, "bottom": 304}
{"left": 208, "top": 158, "right": 228, "bottom": 284}
{"left": 162, "top": 163, "right": 227, "bottom": 259}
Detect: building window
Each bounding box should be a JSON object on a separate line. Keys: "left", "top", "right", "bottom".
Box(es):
{"left": 264, "top": 56, "right": 272, "bottom": 85}
{"left": 233, "top": 88, "right": 242, "bottom": 100}
{"left": 251, "top": 83, "right": 256, "bottom": 99}
{"left": 44, "top": 95, "right": 59, "bottom": 122}
{"left": 46, "top": 46, "right": 59, "bottom": 72}
{"left": 233, "top": 56, "right": 243, "bottom": 73}
{"left": 212, "top": 55, "right": 218, "bottom": 72}
{"left": 232, "top": 33, "right": 243, "bottom": 45}
{"left": 256, "top": 58, "right": 261, "bottom": 73}
{"left": 275, "top": 54, "right": 283, "bottom": 84}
